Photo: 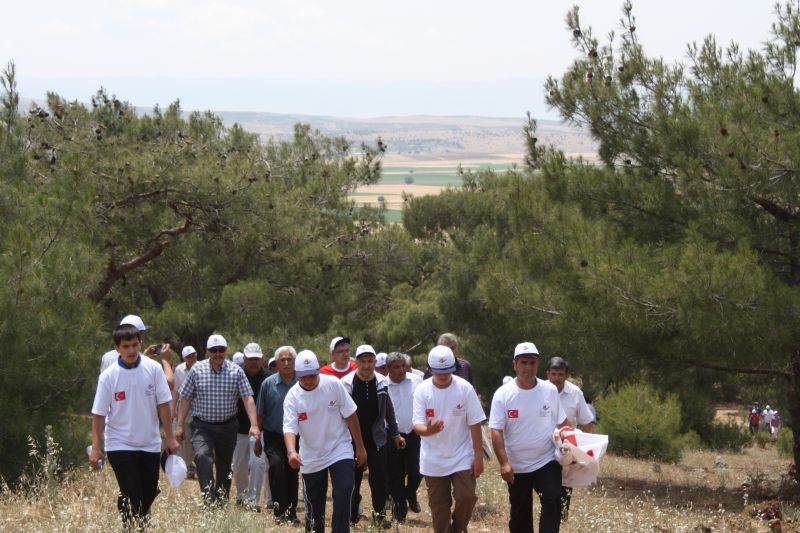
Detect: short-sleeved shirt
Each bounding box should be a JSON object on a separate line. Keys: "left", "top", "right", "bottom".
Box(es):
{"left": 387, "top": 372, "right": 422, "bottom": 434}
{"left": 91, "top": 355, "right": 172, "bottom": 452}
{"left": 559, "top": 380, "right": 594, "bottom": 427}
{"left": 283, "top": 374, "right": 357, "bottom": 474}
{"left": 179, "top": 359, "right": 253, "bottom": 423}
{"left": 257, "top": 372, "right": 298, "bottom": 434}
{"left": 489, "top": 378, "right": 566, "bottom": 474}
{"left": 99, "top": 349, "right": 118, "bottom": 374}
{"left": 412, "top": 375, "right": 485, "bottom": 477}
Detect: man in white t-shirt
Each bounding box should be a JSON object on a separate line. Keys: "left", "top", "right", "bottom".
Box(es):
{"left": 90, "top": 323, "right": 180, "bottom": 530}
{"left": 99, "top": 314, "right": 175, "bottom": 390}
{"left": 546, "top": 356, "right": 594, "bottom": 523}
{"left": 490, "top": 342, "right": 566, "bottom": 533}
{"left": 413, "top": 345, "right": 485, "bottom": 533}
{"left": 283, "top": 350, "right": 368, "bottom": 533}
{"left": 172, "top": 346, "right": 198, "bottom": 479}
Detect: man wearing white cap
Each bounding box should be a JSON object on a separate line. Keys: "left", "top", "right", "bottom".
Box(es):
{"left": 320, "top": 336, "right": 357, "bottom": 379}
{"left": 413, "top": 345, "right": 486, "bottom": 533}
{"left": 490, "top": 342, "right": 566, "bottom": 533}
{"left": 100, "top": 315, "right": 175, "bottom": 389}
{"left": 341, "top": 345, "right": 402, "bottom": 528}
{"left": 176, "top": 334, "right": 260, "bottom": 505}
{"left": 90, "top": 323, "right": 180, "bottom": 530}
{"left": 284, "top": 350, "right": 368, "bottom": 533}
{"left": 173, "top": 345, "right": 198, "bottom": 479}
{"left": 385, "top": 352, "right": 423, "bottom": 522}
{"left": 232, "top": 342, "right": 272, "bottom": 511}
{"left": 375, "top": 353, "right": 389, "bottom": 376}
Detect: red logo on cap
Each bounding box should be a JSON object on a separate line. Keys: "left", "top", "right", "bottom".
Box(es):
{"left": 426, "top": 408, "right": 435, "bottom": 418}
{"left": 508, "top": 409, "right": 519, "bottom": 418}
{"left": 298, "top": 412, "right": 308, "bottom": 421}
{"left": 114, "top": 391, "right": 126, "bottom": 401}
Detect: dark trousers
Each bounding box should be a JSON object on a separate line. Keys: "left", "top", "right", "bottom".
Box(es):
{"left": 264, "top": 431, "right": 299, "bottom": 518}
{"left": 191, "top": 418, "right": 238, "bottom": 503}
{"left": 351, "top": 437, "right": 388, "bottom": 520}
{"left": 387, "top": 431, "right": 422, "bottom": 519}
{"left": 560, "top": 486, "right": 572, "bottom": 522}
{"left": 507, "top": 461, "right": 562, "bottom": 533}
{"left": 302, "top": 458, "right": 354, "bottom": 533}
{"left": 106, "top": 450, "right": 161, "bottom": 529}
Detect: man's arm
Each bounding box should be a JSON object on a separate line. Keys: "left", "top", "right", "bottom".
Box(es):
{"left": 469, "top": 423, "right": 484, "bottom": 478}
{"left": 175, "top": 395, "right": 191, "bottom": 441}
{"left": 491, "top": 428, "right": 514, "bottom": 484}
{"left": 346, "top": 413, "right": 367, "bottom": 467}
{"left": 285, "top": 432, "right": 302, "bottom": 469}
{"left": 89, "top": 414, "right": 106, "bottom": 468}
{"left": 243, "top": 395, "right": 260, "bottom": 440}
{"left": 158, "top": 401, "right": 180, "bottom": 453}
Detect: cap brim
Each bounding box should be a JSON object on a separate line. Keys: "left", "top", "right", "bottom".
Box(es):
{"left": 430, "top": 365, "right": 456, "bottom": 374}
{"left": 514, "top": 353, "right": 539, "bottom": 359}
{"left": 244, "top": 353, "right": 263, "bottom": 358}
{"left": 295, "top": 368, "right": 320, "bottom": 377}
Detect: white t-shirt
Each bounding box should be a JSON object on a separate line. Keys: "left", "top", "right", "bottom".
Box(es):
{"left": 283, "top": 374, "right": 358, "bottom": 474}
{"left": 412, "top": 375, "right": 486, "bottom": 477}
{"left": 559, "top": 380, "right": 594, "bottom": 427}
{"left": 489, "top": 378, "right": 566, "bottom": 474}
{"left": 99, "top": 349, "right": 118, "bottom": 373}
{"left": 387, "top": 372, "right": 422, "bottom": 434}
{"left": 91, "top": 355, "right": 172, "bottom": 453}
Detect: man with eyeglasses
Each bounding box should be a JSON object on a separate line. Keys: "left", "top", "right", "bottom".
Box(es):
{"left": 320, "top": 336, "right": 357, "bottom": 379}
{"left": 176, "top": 334, "right": 260, "bottom": 505}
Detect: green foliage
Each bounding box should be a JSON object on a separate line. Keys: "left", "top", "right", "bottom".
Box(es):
{"left": 776, "top": 427, "right": 794, "bottom": 459}
{"left": 596, "top": 381, "right": 683, "bottom": 462}
{"left": 676, "top": 430, "right": 703, "bottom": 451}
{"left": 704, "top": 421, "right": 751, "bottom": 453}
{"left": 753, "top": 430, "right": 771, "bottom": 449}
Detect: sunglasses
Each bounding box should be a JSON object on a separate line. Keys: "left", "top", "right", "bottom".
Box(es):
{"left": 208, "top": 347, "right": 226, "bottom": 353}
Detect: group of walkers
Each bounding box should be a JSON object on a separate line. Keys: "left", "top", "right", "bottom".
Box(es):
{"left": 91, "top": 315, "right": 596, "bottom": 533}
{"left": 749, "top": 401, "right": 782, "bottom": 438}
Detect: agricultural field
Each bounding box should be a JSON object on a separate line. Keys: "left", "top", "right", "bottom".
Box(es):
{"left": 351, "top": 159, "right": 519, "bottom": 223}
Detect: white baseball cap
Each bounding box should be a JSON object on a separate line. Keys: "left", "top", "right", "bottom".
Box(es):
{"left": 232, "top": 352, "right": 244, "bottom": 366}
{"left": 120, "top": 314, "right": 150, "bottom": 331}
{"left": 296, "top": 350, "right": 320, "bottom": 377}
{"left": 513, "top": 342, "right": 539, "bottom": 359}
{"left": 243, "top": 342, "right": 263, "bottom": 359}
{"left": 330, "top": 336, "right": 351, "bottom": 353}
{"left": 206, "top": 334, "right": 228, "bottom": 349}
{"left": 428, "top": 345, "right": 456, "bottom": 374}
{"left": 355, "top": 344, "right": 376, "bottom": 358}
{"left": 181, "top": 346, "right": 197, "bottom": 359}
{"left": 267, "top": 356, "right": 276, "bottom": 367}
{"left": 376, "top": 352, "right": 388, "bottom": 367}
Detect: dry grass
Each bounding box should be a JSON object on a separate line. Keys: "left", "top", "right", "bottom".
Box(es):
{"left": 3, "top": 440, "right": 796, "bottom": 533}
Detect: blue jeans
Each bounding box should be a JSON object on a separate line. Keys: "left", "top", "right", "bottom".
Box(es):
{"left": 302, "top": 459, "right": 355, "bottom": 533}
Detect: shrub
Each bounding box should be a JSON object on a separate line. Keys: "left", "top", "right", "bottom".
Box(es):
{"left": 753, "top": 430, "right": 771, "bottom": 449}
{"left": 704, "top": 421, "right": 751, "bottom": 453}
{"left": 377, "top": 195, "right": 386, "bottom": 203}
{"left": 404, "top": 174, "right": 415, "bottom": 184}
{"left": 777, "top": 428, "right": 794, "bottom": 459}
{"left": 596, "top": 380, "right": 683, "bottom": 462}
{"left": 677, "top": 430, "right": 703, "bottom": 451}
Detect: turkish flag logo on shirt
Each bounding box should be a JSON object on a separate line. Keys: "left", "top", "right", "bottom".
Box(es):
{"left": 298, "top": 412, "right": 308, "bottom": 422}
{"left": 114, "top": 391, "right": 126, "bottom": 401}
{"left": 508, "top": 409, "right": 519, "bottom": 419}
{"left": 426, "top": 408, "right": 435, "bottom": 418}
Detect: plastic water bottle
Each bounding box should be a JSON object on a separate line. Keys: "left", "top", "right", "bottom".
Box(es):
{"left": 249, "top": 435, "right": 256, "bottom": 448}
{"left": 86, "top": 445, "right": 104, "bottom": 470}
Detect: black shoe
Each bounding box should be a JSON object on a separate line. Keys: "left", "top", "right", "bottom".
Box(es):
{"left": 408, "top": 500, "right": 421, "bottom": 513}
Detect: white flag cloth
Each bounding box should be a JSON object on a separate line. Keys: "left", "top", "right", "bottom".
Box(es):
{"left": 555, "top": 427, "right": 608, "bottom": 487}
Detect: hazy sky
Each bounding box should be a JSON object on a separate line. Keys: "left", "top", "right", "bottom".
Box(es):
{"left": 3, "top": 0, "right": 778, "bottom": 117}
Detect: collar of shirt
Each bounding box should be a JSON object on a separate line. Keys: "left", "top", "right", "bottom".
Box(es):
{"left": 117, "top": 355, "right": 141, "bottom": 369}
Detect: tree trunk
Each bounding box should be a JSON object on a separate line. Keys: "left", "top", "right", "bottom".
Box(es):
{"left": 789, "top": 349, "right": 800, "bottom": 484}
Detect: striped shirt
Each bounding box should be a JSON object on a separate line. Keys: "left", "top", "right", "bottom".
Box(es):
{"left": 179, "top": 359, "right": 253, "bottom": 423}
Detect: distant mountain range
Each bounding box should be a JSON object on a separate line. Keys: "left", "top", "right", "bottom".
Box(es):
{"left": 20, "top": 97, "right": 597, "bottom": 162}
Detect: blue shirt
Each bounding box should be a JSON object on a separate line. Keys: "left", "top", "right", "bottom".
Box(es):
{"left": 256, "top": 372, "right": 297, "bottom": 434}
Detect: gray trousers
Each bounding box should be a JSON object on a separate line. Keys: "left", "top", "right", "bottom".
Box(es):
{"left": 191, "top": 418, "right": 238, "bottom": 503}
